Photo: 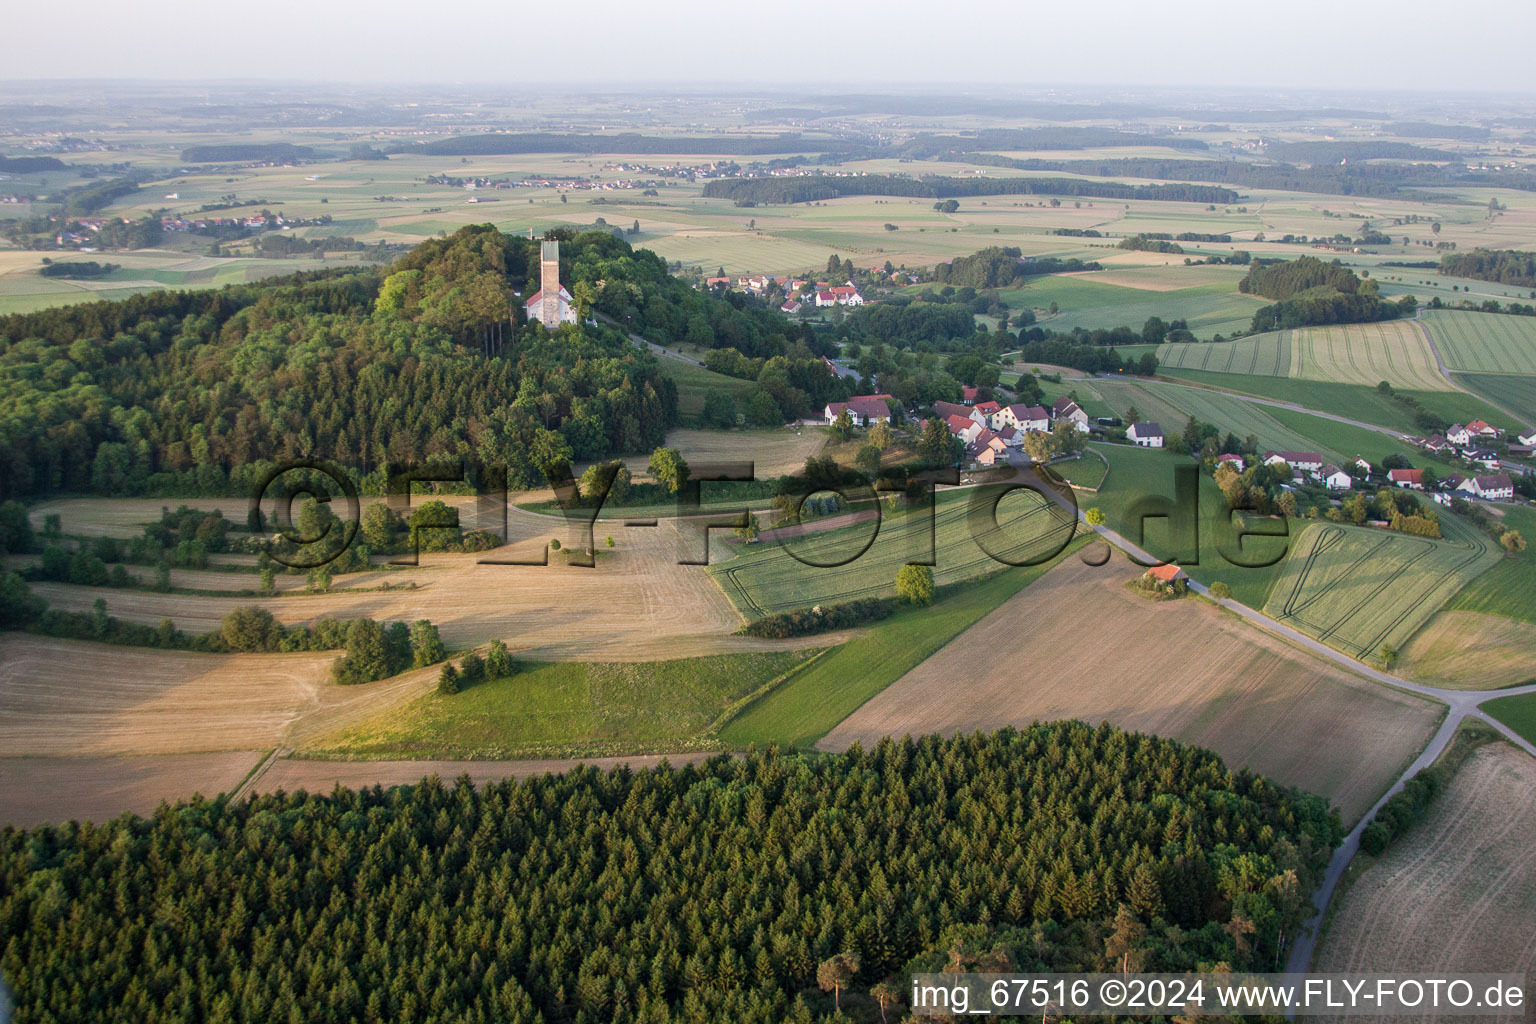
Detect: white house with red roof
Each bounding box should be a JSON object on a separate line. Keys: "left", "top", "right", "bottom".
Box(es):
{"left": 824, "top": 394, "right": 893, "bottom": 426}
{"left": 1389, "top": 468, "right": 1425, "bottom": 490}
{"left": 945, "top": 414, "right": 983, "bottom": 445}
{"left": 970, "top": 400, "right": 1001, "bottom": 426}
{"left": 1216, "top": 453, "right": 1245, "bottom": 471}
{"left": 961, "top": 386, "right": 979, "bottom": 405}
{"left": 1467, "top": 419, "right": 1501, "bottom": 439}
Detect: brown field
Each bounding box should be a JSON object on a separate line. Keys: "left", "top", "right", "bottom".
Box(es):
{"left": 29, "top": 496, "right": 250, "bottom": 537}
{"left": 1313, "top": 743, "right": 1536, "bottom": 1021}
{"left": 1400, "top": 612, "right": 1536, "bottom": 691}
{"left": 25, "top": 507, "right": 812, "bottom": 661}
{"left": 818, "top": 555, "right": 1443, "bottom": 825}
{"left": 0, "top": 633, "right": 337, "bottom": 755}
{"left": 0, "top": 752, "right": 263, "bottom": 827}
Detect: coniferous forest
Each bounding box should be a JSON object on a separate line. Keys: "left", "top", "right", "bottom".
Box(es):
{"left": 0, "top": 726, "right": 1340, "bottom": 1023}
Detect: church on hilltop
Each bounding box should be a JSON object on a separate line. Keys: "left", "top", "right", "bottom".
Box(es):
{"left": 524, "top": 240, "right": 576, "bottom": 328}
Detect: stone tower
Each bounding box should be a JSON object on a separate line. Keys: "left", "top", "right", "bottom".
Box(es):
{"left": 540, "top": 240, "right": 560, "bottom": 328}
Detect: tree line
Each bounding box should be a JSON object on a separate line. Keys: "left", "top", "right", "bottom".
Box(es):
{"left": 701, "top": 175, "right": 1238, "bottom": 206}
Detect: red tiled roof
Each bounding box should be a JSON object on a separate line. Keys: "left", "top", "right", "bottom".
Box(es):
{"left": 1144, "top": 563, "right": 1185, "bottom": 582}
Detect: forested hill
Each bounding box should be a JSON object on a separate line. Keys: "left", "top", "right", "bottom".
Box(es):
{"left": 701, "top": 174, "right": 1237, "bottom": 206}
{"left": 0, "top": 726, "right": 1340, "bottom": 1023}
{"left": 1238, "top": 255, "right": 1415, "bottom": 332}
{"left": 0, "top": 226, "right": 836, "bottom": 500}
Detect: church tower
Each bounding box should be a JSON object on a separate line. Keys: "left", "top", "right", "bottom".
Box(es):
{"left": 539, "top": 240, "right": 561, "bottom": 327}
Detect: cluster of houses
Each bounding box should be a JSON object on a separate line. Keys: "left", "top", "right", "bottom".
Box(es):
{"left": 1215, "top": 448, "right": 1518, "bottom": 504}
{"left": 1413, "top": 420, "right": 1535, "bottom": 472}
{"left": 819, "top": 393, "right": 1091, "bottom": 466}
{"left": 704, "top": 275, "right": 866, "bottom": 314}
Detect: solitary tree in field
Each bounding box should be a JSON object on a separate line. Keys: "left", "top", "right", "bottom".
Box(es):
{"left": 1209, "top": 581, "right": 1232, "bottom": 606}
{"left": 1084, "top": 507, "right": 1106, "bottom": 527}
{"left": 896, "top": 564, "right": 935, "bottom": 606}
{"left": 1501, "top": 529, "right": 1526, "bottom": 553}
{"left": 1431, "top": 221, "right": 1441, "bottom": 235}
{"left": 816, "top": 952, "right": 859, "bottom": 1010}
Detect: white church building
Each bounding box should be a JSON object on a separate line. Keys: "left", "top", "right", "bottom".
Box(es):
{"left": 524, "top": 240, "right": 576, "bottom": 328}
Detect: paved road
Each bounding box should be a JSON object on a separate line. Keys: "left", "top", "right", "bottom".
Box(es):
{"left": 1144, "top": 376, "right": 1415, "bottom": 444}
{"left": 1059, "top": 495, "right": 1536, "bottom": 973}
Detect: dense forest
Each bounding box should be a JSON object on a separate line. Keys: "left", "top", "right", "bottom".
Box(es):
{"left": 929, "top": 248, "right": 1101, "bottom": 289}
{"left": 1440, "top": 248, "right": 1536, "bottom": 289}
{"left": 701, "top": 175, "right": 1237, "bottom": 206}
{"left": 0, "top": 226, "right": 835, "bottom": 500}
{"left": 409, "top": 133, "right": 820, "bottom": 157}
{"left": 1239, "top": 256, "right": 1414, "bottom": 331}
{"left": 180, "top": 144, "right": 318, "bottom": 164}
{"left": 0, "top": 726, "right": 1339, "bottom": 1023}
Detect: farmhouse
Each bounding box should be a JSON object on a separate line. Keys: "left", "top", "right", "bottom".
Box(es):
{"left": 1321, "top": 465, "right": 1353, "bottom": 490}
{"left": 524, "top": 240, "right": 577, "bottom": 328}
{"left": 1465, "top": 448, "right": 1501, "bottom": 470}
{"left": 994, "top": 403, "right": 1050, "bottom": 433}
{"left": 1467, "top": 419, "right": 1501, "bottom": 439}
{"left": 1389, "top": 468, "right": 1425, "bottom": 490}
{"left": 1519, "top": 429, "right": 1536, "bottom": 446}
{"left": 1052, "top": 398, "right": 1090, "bottom": 433}
{"left": 1216, "top": 453, "right": 1245, "bottom": 471}
{"left": 1467, "top": 473, "right": 1515, "bottom": 501}
{"left": 1446, "top": 424, "right": 1471, "bottom": 446}
{"left": 1126, "top": 422, "right": 1164, "bottom": 448}
{"left": 1142, "top": 563, "right": 1188, "bottom": 587}
{"left": 824, "top": 394, "right": 893, "bottom": 427}
{"left": 780, "top": 300, "right": 801, "bottom": 314}
{"left": 1263, "top": 450, "right": 1324, "bottom": 474}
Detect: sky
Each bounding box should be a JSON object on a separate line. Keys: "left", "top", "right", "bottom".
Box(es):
{"left": 5, "top": 0, "right": 1536, "bottom": 94}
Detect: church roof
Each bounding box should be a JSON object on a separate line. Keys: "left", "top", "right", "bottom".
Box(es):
{"left": 524, "top": 286, "right": 574, "bottom": 305}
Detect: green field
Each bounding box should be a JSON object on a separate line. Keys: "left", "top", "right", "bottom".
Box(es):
{"left": 718, "top": 554, "right": 1072, "bottom": 751}
{"left": 999, "top": 275, "right": 1264, "bottom": 340}
{"left": 1445, "top": 506, "right": 1536, "bottom": 624}
{"left": 711, "top": 487, "right": 1076, "bottom": 617}
{"left": 1422, "top": 310, "right": 1536, "bottom": 374}
{"left": 1455, "top": 372, "right": 1536, "bottom": 424}
{"left": 1074, "top": 443, "right": 1287, "bottom": 608}
{"left": 1157, "top": 322, "right": 1451, "bottom": 392}
{"left": 1156, "top": 368, "right": 1515, "bottom": 436}
{"left": 1482, "top": 692, "right": 1536, "bottom": 745}
{"left": 654, "top": 357, "right": 763, "bottom": 423}
{"left": 1094, "top": 379, "right": 1331, "bottom": 456}
{"left": 1262, "top": 517, "right": 1501, "bottom": 661}
{"left": 308, "top": 649, "right": 822, "bottom": 759}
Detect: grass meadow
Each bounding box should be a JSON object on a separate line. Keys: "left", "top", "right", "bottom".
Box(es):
{"left": 1455, "top": 372, "right": 1536, "bottom": 423}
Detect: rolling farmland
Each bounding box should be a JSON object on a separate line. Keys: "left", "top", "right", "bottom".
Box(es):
{"left": 1261, "top": 517, "right": 1501, "bottom": 660}
{"left": 819, "top": 556, "right": 1442, "bottom": 825}
{"left": 710, "top": 486, "right": 1077, "bottom": 617}
{"left": 1314, "top": 743, "right": 1536, "bottom": 987}
{"left": 1422, "top": 309, "right": 1536, "bottom": 374}
{"left": 1156, "top": 322, "right": 1452, "bottom": 392}
{"left": 1093, "top": 379, "right": 1334, "bottom": 456}
{"left": 1455, "top": 371, "right": 1536, "bottom": 423}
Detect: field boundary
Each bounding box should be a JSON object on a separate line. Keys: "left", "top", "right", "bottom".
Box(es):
{"left": 705, "top": 648, "right": 835, "bottom": 735}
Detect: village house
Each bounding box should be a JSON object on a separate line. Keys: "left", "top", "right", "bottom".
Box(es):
{"left": 1350, "top": 455, "right": 1373, "bottom": 476}
{"left": 961, "top": 386, "right": 979, "bottom": 405}
{"left": 932, "top": 400, "right": 971, "bottom": 423}
{"left": 1519, "top": 429, "right": 1536, "bottom": 446}
{"left": 1126, "top": 422, "right": 1164, "bottom": 448}
{"left": 824, "top": 394, "right": 893, "bottom": 427}
{"left": 1321, "top": 465, "right": 1353, "bottom": 490}
{"left": 971, "top": 400, "right": 1001, "bottom": 425}
{"left": 1263, "top": 450, "right": 1324, "bottom": 474}
{"left": 993, "top": 403, "right": 1050, "bottom": 433}
{"left": 945, "top": 414, "right": 983, "bottom": 445}
{"left": 780, "top": 300, "right": 801, "bottom": 314}
{"left": 1216, "top": 453, "right": 1245, "bottom": 471}
{"left": 1388, "top": 468, "right": 1425, "bottom": 490}
{"left": 1467, "top": 419, "right": 1502, "bottom": 440}
{"left": 1467, "top": 473, "right": 1515, "bottom": 501}
{"left": 994, "top": 425, "right": 1021, "bottom": 448}
{"left": 1465, "top": 448, "right": 1502, "bottom": 470}
{"left": 1051, "top": 397, "right": 1090, "bottom": 432}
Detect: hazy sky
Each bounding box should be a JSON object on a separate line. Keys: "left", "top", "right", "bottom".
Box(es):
{"left": 5, "top": 0, "right": 1536, "bottom": 94}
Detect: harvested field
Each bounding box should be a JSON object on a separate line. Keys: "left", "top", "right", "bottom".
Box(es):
{"left": 611, "top": 426, "right": 828, "bottom": 481}
{"left": 819, "top": 555, "right": 1442, "bottom": 825}
{"left": 1262, "top": 518, "right": 1500, "bottom": 661}
{"left": 0, "top": 634, "right": 335, "bottom": 756}
{"left": 28, "top": 508, "right": 799, "bottom": 661}
{"left": 0, "top": 752, "right": 263, "bottom": 827}
{"left": 1400, "top": 611, "right": 1536, "bottom": 690}
{"left": 1422, "top": 309, "right": 1536, "bottom": 375}
{"left": 29, "top": 496, "right": 251, "bottom": 538}
{"left": 1313, "top": 743, "right": 1536, "bottom": 1015}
